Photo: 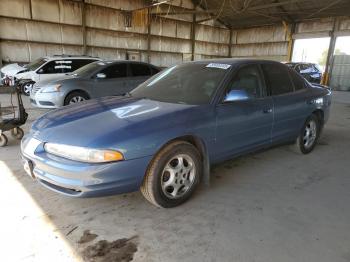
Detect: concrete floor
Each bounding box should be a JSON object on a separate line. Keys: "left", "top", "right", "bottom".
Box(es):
{"left": 1, "top": 91, "right": 349, "bottom": 262}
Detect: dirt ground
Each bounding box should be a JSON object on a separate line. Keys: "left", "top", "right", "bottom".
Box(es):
{"left": 0, "top": 91, "right": 349, "bottom": 262}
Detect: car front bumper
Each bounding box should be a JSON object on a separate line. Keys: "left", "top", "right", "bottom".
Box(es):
{"left": 21, "top": 136, "right": 152, "bottom": 197}
{"left": 30, "top": 91, "right": 64, "bottom": 109}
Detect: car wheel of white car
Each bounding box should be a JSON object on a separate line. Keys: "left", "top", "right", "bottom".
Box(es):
{"left": 21, "top": 82, "right": 34, "bottom": 96}
{"left": 141, "top": 141, "right": 202, "bottom": 208}
{"left": 64, "top": 92, "right": 89, "bottom": 106}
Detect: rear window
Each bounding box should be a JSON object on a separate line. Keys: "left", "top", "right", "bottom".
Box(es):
{"left": 262, "top": 63, "right": 294, "bottom": 95}
{"left": 289, "top": 68, "right": 306, "bottom": 91}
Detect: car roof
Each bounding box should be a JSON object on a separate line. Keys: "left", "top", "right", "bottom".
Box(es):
{"left": 188, "top": 58, "right": 284, "bottom": 66}
{"left": 98, "top": 60, "right": 159, "bottom": 67}
{"left": 43, "top": 55, "right": 100, "bottom": 61}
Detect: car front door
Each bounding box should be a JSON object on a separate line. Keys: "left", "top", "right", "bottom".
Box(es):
{"left": 36, "top": 60, "right": 64, "bottom": 82}
{"left": 128, "top": 63, "right": 153, "bottom": 90}
{"left": 261, "top": 62, "right": 313, "bottom": 143}
{"left": 214, "top": 64, "right": 273, "bottom": 161}
{"left": 92, "top": 63, "right": 129, "bottom": 97}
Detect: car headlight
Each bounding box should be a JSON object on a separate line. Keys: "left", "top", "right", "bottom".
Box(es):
{"left": 313, "top": 97, "right": 324, "bottom": 105}
{"left": 44, "top": 143, "right": 124, "bottom": 163}
{"left": 40, "top": 84, "right": 61, "bottom": 93}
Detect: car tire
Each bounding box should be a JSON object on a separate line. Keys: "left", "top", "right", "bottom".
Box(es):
{"left": 0, "top": 134, "right": 8, "bottom": 147}
{"left": 64, "top": 91, "right": 89, "bottom": 106}
{"left": 21, "top": 81, "right": 34, "bottom": 96}
{"left": 141, "top": 141, "right": 202, "bottom": 208}
{"left": 295, "top": 114, "right": 320, "bottom": 154}
{"left": 11, "top": 127, "right": 24, "bottom": 140}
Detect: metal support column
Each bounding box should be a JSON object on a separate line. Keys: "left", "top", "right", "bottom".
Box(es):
{"left": 82, "top": 0, "right": 87, "bottom": 55}
{"left": 147, "top": 8, "right": 151, "bottom": 63}
{"left": 283, "top": 21, "right": 295, "bottom": 62}
{"left": 190, "top": 14, "right": 196, "bottom": 61}
{"left": 228, "top": 28, "right": 233, "bottom": 58}
{"left": 322, "top": 18, "right": 340, "bottom": 85}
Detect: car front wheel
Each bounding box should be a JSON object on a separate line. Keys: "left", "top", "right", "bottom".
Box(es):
{"left": 296, "top": 114, "right": 320, "bottom": 154}
{"left": 21, "top": 82, "right": 34, "bottom": 96}
{"left": 141, "top": 141, "right": 202, "bottom": 208}
{"left": 64, "top": 92, "right": 89, "bottom": 106}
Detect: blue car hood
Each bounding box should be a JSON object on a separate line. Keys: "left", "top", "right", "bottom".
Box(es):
{"left": 31, "top": 96, "right": 199, "bottom": 150}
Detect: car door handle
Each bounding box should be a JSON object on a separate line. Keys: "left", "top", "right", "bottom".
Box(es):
{"left": 263, "top": 108, "right": 273, "bottom": 114}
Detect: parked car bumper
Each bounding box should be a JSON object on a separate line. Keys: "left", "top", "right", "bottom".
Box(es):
{"left": 21, "top": 136, "right": 152, "bottom": 197}
{"left": 30, "top": 91, "right": 64, "bottom": 108}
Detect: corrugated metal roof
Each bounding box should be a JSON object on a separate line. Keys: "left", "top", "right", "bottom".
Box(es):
{"left": 192, "top": 0, "right": 350, "bottom": 28}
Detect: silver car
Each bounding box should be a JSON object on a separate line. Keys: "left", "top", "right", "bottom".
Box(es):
{"left": 30, "top": 60, "right": 160, "bottom": 108}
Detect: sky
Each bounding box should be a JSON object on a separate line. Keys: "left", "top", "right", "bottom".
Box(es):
{"left": 292, "top": 36, "right": 350, "bottom": 69}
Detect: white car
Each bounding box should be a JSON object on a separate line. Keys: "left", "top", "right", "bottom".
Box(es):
{"left": 0, "top": 63, "right": 27, "bottom": 86}
{"left": 2, "top": 55, "right": 101, "bottom": 95}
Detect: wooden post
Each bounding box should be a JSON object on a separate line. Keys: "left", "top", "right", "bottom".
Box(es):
{"left": 190, "top": 13, "right": 196, "bottom": 61}
{"left": 82, "top": 0, "right": 87, "bottom": 55}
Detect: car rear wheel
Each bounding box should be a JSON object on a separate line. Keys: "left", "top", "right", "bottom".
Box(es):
{"left": 141, "top": 141, "right": 202, "bottom": 208}
{"left": 64, "top": 92, "right": 89, "bottom": 106}
{"left": 295, "top": 114, "right": 320, "bottom": 154}
{"left": 21, "top": 82, "right": 34, "bottom": 96}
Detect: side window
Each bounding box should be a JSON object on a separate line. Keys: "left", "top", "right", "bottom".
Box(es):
{"left": 262, "top": 63, "right": 294, "bottom": 95}
{"left": 289, "top": 68, "right": 306, "bottom": 91}
{"left": 150, "top": 66, "right": 160, "bottom": 75}
{"left": 38, "top": 61, "right": 64, "bottom": 74}
{"left": 100, "top": 63, "right": 127, "bottom": 79}
{"left": 224, "top": 65, "right": 263, "bottom": 100}
{"left": 57, "top": 60, "right": 73, "bottom": 73}
{"left": 130, "top": 63, "right": 151, "bottom": 76}
{"left": 70, "top": 59, "right": 96, "bottom": 71}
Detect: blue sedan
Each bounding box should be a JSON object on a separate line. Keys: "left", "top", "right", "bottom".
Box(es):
{"left": 21, "top": 59, "right": 331, "bottom": 207}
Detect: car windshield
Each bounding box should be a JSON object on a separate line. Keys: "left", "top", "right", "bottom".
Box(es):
{"left": 130, "top": 63, "right": 230, "bottom": 105}
{"left": 72, "top": 61, "right": 106, "bottom": 76}
{"left": 25, "top": 58, "right": 47, "bottom": 71}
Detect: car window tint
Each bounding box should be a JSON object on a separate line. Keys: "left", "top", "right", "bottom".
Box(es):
{"left": 39, "top": 61, "right": 64, "bottom": 74}
{"left": 289, "top": 68, "right": 306, "bottom": 91}
{"left": 100, "top": 63, "right": 127, "bottom": 78}
{"left": 130, "top": 63, "right": 151, "bottom": 76}
{"left": 225, "top": 65, "right": 263, "bottom": 100}
{"left": 70, "top": 59, "right": 96, "bottom": 72}
{"left": 262, "top": 63, "right": 294, "bottom": 95}
{"left": 150, "top": 66, "right": 160, "bottom": 75}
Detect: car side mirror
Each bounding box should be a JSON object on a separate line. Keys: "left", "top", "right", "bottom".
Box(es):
{"left": 96, "top": 73, "right": 106, "bottom": 79}
{"left": 37, "top": 68, "right": 44, "bottom": 74}
{"left": 223, "top": 89, "right": 249, "bottom": 103}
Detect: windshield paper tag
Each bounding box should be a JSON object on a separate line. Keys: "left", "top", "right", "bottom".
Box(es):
{"left": 206, "top": 63, "right": 231, "bottom": 70}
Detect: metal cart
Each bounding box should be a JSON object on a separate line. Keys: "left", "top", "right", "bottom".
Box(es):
{"left": 0, "top": 86, "right": 28, "bottom": 147}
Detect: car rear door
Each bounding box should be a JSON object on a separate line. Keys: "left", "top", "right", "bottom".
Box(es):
{"left": 214, "top": 64, "right": 273, "bottom": 161}
{"left": 93, "top": 63, "right": 129, "bottom": 97}
{"left": 261, "top": 62, "right": 313, "bottom": 143}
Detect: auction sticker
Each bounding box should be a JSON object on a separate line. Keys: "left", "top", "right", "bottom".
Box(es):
{"left": 206, "top": 63, "right": 231, "bottom": 70}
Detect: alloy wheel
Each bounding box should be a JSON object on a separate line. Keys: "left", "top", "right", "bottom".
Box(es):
{"left": 303, "top": 119, "right": 317, "bottom": 149}
{"left": 69, "top": 96, "right": 85, "bottom": 104}
{"left": 161, "top": 154, "right": 196, "bottom": 199}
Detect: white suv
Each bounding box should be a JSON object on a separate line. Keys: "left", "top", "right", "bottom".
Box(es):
{"left": 13, "top": 55, "right": 100, "bottom": 95}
